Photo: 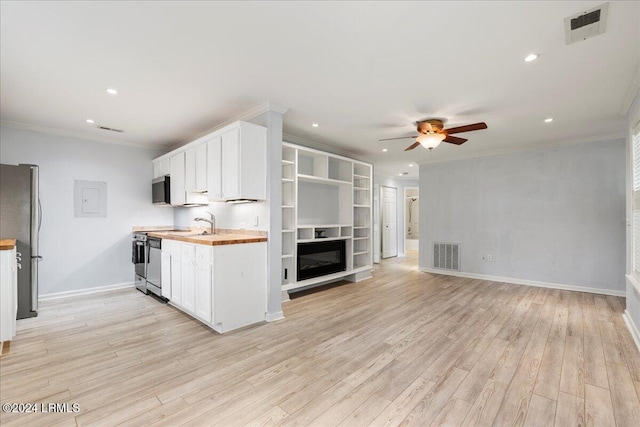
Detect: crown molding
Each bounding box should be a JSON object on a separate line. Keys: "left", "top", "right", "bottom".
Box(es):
{"left": 417, "top": 131, "right": 626, "bottom": 166}
{"left": 0, "top": 120, "right": 164, "bottom": 150}
{"left": 620, "top": 64, "right": 640, "bottom": 117}
{"left": 169, "top": 101, "right": 290, "bottom": 151}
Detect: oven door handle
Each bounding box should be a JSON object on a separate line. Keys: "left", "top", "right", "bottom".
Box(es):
{"left": 132, "top": 240, "right": 146, "bottom": 263}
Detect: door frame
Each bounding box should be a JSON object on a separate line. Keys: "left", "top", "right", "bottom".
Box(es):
{"left": 404, "top": 186, "right": 419, "bottom": 253}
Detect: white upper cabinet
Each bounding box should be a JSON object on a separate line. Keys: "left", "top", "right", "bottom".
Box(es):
{"left": 153, "top": 158, "right": 170, "bottom": 179}
{"left": 221, "top": 129, "right": 240, "bottom": 199}
{"left": 153, "top": 121, "right": 266, "bottom": 205}
{"left": 207, "top": 135, "right": 223, "bottom": 200}
{"left": 195, "top": 143, "right": 208, "bottom": 192}
{"left": 185, "top": 144, "right": 208, "bottom": 193}
{"left": 185, "top": 147, "right": 196, "bottom": 192}
{"left": 169, "top": 152, "right": 186, "bottom": 206}
{"left": 207, "top": 122, "right": 267, "bottom": 201}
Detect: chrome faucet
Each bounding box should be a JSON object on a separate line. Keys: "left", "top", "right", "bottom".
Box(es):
{"left": 194, "top": 212, "right": 216, "bottom": 234}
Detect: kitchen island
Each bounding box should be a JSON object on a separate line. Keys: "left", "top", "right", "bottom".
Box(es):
{"left": 0, "top": 239, "right": 17, "bottom": 355}
{"left": 135, "top": 227, "right": 268, "bottom": 333}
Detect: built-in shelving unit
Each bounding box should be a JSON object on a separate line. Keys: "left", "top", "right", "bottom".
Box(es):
{"left": 282, "top": 142, "right": 373, "bottom": 293}
{"left": 352, "top": 162, "right": 372, "bottom": 269}
{"left": 282, "top": 145, "right": 296, "bottom": 287}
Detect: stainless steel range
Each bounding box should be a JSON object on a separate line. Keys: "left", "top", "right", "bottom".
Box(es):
{"left": 131, "top": 232, "right": 165, "bottom": 300}
{"left": 132, "top": 232, "right": 148, "bottom": 294}
{"left": 145, "top": 236, "right": 162, "bottom": 297}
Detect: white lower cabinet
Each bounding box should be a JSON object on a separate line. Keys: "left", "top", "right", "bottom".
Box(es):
{"left": 181, "top": 244, "right": 196, "bottom": 314}
{"left": 0, "top": 247, "right": 18, "bottom": 343}
{"left": 161, "top": 240, "right": 266, "bottom": 333}
{"left": 169, "top": 241, "right": 182, "bottom": 306}
{"left": 161, "top": 249, "right": 172, "bottom": 299}
{"left": 195, "top": 246, "right": 212, "bottom": 323}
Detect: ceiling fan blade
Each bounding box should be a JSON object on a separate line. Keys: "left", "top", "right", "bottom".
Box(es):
{"left": 443, "top": 135, "right": 468, "bottom": 145}
{"left": 404, "top": 142, "right": 421, "bottom": 151}
{"left": 378, "top": 135, "right": 419, "bottom": 141}
{"left": 444, "top": 122, "right": 488, "bottom": 134}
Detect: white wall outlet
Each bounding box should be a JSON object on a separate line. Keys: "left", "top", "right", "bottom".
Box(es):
{"left": 486, "top": 254, "right": 493, "bottom": 262}
{"left": 240, "top": 222, "right": 246, "bottom": 229}
{"left": 254, "top": 216, "right": 259, "bottom": 227}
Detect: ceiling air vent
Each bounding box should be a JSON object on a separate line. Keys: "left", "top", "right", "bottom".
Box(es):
{"left": 564, "top": 3, "right": 609, "bottom": 45}
{"left": 97, "top": 125, "right": 124, "bottom": 133}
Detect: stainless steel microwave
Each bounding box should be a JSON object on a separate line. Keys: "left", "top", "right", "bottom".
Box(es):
{"left": 152, "top": 176, "right": 170, "bottom": 205}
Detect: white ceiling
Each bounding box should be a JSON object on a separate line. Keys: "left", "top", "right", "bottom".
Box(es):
{"left": 1, "top": 1, "right": 639, "bottom": 178}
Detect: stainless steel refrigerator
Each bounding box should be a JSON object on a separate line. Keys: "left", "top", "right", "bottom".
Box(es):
{"left": 0, "top": 164, "right": 40, "bottom": 319}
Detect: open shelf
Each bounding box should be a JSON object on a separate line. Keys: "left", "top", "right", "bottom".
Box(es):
{"left": 297, "top": 225, "right": 352, "bottom": 242}
{"left": 298, "top": 174, "right": 352, "bottom": 186}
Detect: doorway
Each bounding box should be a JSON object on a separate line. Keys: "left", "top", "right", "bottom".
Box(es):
{"left": 381, "top": 185, "right": 398, "bottom": 259}
{"left": 404, "top": 187, "right": 419, "bottom": 253}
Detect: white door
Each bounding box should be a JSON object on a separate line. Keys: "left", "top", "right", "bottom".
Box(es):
{"left": 381, "top": 186, "right": 397, "bottom": 259}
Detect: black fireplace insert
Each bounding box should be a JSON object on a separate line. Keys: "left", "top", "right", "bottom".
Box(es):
{"left": 297, "top": 240, "right": 346, "bottom": 281}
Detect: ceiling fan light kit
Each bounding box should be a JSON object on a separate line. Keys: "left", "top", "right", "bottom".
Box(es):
{"left": 381, "top": 119, "right": 488, "bottom": 152}
{"left": 417, "top": 133, "right": 445, "bottom": 149}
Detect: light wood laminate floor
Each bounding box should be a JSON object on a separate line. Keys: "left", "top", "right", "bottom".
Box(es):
{"left": 1, "top": 253, "right": 639, "bottom": 426}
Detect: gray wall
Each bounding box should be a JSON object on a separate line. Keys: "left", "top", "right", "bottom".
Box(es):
{"left": 0, "top": 126, "right": 173, "bottom": 296}
{"left": 374, "top": 176, "right": 419, "bottom": 257}
{"left": 419, "top": 138, "right": 626, "bottom": 293}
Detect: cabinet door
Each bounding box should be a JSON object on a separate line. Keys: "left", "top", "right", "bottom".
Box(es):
{"left": 181, "top": 244, "right": 196, "bottom": 314}
{"left": 170, "top": 242, "right": 182, "bottom": 305}
{"left": 221, "top": 129, "right": 240, "bottom": 199}
{"left": 195, "top": 246, "right": 212, "bottom": 323}
{"left": 185, "top": 148, "right": 196, "bottom": 192}
{"left": 161, "top": 242, "right": 172, "bottom": 299}
{"left": 195, "top": 143, "right": 207, "bottom": 192}
{"left": 207, "top": 136, "right": 222, "bottom": 200}
{"left": 153, "top": 160, "right": 162, "bottom": 179}
{"left": 169, "top": 152, "right": 186, "bottom": 206}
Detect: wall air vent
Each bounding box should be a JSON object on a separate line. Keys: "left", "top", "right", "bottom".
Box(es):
{"left": 564, "top": 3, "right": 609, "bottom": 45}
{"left": 433, "top": 242, "right": 460, "bottom": 271}
{"left": 97, "top": 126, "right": 124, "bottom": 133}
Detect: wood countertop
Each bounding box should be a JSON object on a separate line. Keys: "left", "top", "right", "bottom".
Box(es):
{"left": 147, "top": 231, "right": 267, "bottom": 246}
{"left": 0, "top": 239, "right": 17, "bottom": 250}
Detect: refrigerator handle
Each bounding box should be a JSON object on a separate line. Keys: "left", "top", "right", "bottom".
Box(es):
{"left": 38, "top": 198, "right": 42, "bottom": 231}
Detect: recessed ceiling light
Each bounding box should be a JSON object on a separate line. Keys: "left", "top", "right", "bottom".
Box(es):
{"left": 312, "top": 123, "right": 319, "bottom": 127}
{"left": 382, "top": 148, "right": 388, "bottom": 152}
{"left": 106, "top": 88, "right": 118, "bottom": 95}
{"left": 524, "top": 53, "right": 539, "bottom": 62}
{"left": 85, "top": 119, "right": 95, "bottom": 124}
{"left": 408, "top": 164, "right": 413, "bottom": 167}
{"left": 545, "top": 118, "right": 554, "bottom": 123}
{"left": 398, "top": 173, "right": 403, "bottom": 176}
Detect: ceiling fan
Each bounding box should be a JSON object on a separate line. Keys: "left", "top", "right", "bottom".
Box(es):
{"left": 380, "top": 119, "right": 488, "bottom": 151}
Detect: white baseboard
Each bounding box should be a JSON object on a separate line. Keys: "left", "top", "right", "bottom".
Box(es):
{"left": 266, "top": 311, "right": 285, "bottom": 322}
{"left": 281, "top": 290, "right": 291, "bottom": 303}
{"left": 418, "top": 268, "right": 626, "bottom": 297}
{"left": 623, "top": 310, "right": 640, "bottom": 353}
{"left": 39, "top": 282, "right": 135, "bottom": 301}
